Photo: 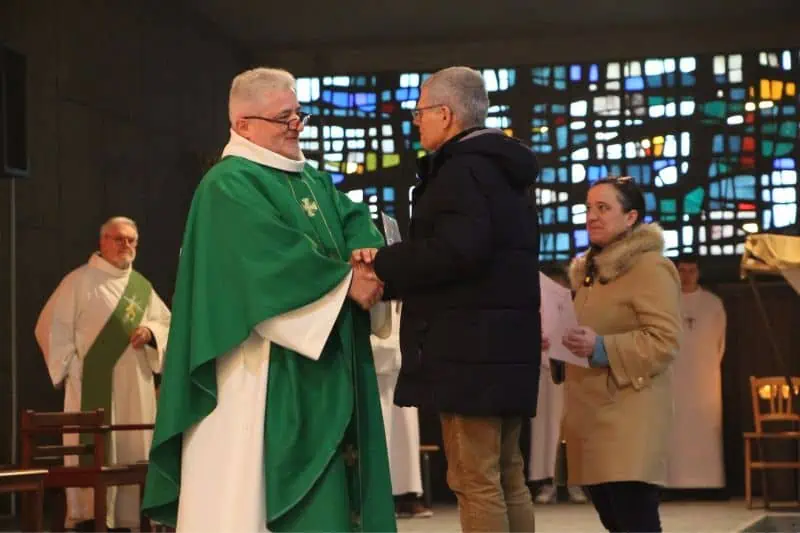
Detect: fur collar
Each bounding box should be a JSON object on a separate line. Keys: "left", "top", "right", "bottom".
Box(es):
{"left": 568, "top": 223, "right": 665, "bottom": 290}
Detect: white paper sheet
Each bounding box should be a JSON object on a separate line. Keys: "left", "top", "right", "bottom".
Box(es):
{"left": 540, "top": 273, "right": 589, "bottom": 368}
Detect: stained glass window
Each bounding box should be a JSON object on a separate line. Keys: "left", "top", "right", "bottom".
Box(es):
{"left": 298, "top": 49, "right": 799, "bottom": 262}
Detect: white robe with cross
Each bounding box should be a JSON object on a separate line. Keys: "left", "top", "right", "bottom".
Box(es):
{"left": 173, "top": 130, "right": 392, "bottom": 533}
{"left": 35, "top": 253, "right": 171, "bottom": 528}
{"left": 666, "top": 287, "right": 727, "bottom": 488}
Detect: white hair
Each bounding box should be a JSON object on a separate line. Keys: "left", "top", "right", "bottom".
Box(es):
{"left": 99, "top": 216, "right": 137, "bottom": 238}
{"left": 422, "top": 66, "right": 489, "bottom": 129}
{"left": 228, "top": 67, "right": 296, "bottom": 125}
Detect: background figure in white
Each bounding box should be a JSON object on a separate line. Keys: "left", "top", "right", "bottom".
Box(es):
{"left": 35, "top": 217, "right": 171, "bottom": 529}
{"left": 373, "top": 302, "right": 432, "bottom": 518}
{"left": 666, "top": 256, "right": 727, "bottom": 489}
{"left": 530, "top": 268, "right": 587, "bottom": 504}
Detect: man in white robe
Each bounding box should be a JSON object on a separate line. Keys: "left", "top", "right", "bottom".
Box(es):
{"left": 666, "top": 256, "right": 727, "bottom": 489}
{"left": 529, "top": 269, "right": 587, "bottom": 504}
{"left": 35, "top": 216, "right": 171, "bottom": 529}
{"left": 372, "top": 302, "right": 432, "bottom": 518}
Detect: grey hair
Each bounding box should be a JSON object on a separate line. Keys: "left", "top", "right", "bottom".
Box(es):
{"left": 100, "top": 216, "right": 137, "bottom": 238}
{"left": 422, "top": 66, "right": 489, "bottom": 129}
{"left": 228, "top": 67, "right": 296, "bottom": 125}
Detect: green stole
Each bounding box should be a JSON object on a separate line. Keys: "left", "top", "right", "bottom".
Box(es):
{"left": 80, "top": 270, "right": 152, "bottom": 458}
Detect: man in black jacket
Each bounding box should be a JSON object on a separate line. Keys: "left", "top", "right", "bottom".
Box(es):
{"left": 352, "top": 66, "right": 541, "bottom": 532}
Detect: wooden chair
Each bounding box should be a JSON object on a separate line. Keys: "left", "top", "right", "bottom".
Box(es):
{"left": 744, "top": 376, "right": 800, "bottom": 509}
{"left": 20, "top": 409, "right": 153, "bottom": 532}
{"left": 419, "top": 444, "right": 441, "bottom": 509}
{"left": 0, "top": 468, "right": 48, "bottom": 531}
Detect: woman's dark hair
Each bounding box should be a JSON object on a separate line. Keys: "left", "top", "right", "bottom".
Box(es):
{"left": 590, "top": 176, "right": 646, "bottom": 225}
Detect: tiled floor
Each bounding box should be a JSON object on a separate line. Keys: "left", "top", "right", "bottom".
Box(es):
{"left": 398, "top": 500, "right": 765, "bottom": 532}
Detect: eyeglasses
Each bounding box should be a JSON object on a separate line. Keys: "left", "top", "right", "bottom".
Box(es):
{"left": 243, "top": 112, "right": 311, "bottom": 131}
{"left": 411, "top": 104, "right": 445, "bottom": 120}
{"left": 104, "top": 235, "right": 138, "bottom": 247}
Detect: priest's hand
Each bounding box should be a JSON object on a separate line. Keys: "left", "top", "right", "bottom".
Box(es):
{"left": 349, "top": 265, "right": 384, "bottom": 310}
{"left": 541, "top": 336, "right": 551, "bottom": 352}
{"left": 130, "top": 327, "right": 153, "bottom": 349}
{"left": 351, "top": 248, "right": 379, "bottom": 266}
{"left": 562, "top": 326, "right": 597, "bottom": 358}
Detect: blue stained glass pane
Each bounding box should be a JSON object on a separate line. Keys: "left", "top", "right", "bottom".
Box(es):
{"left": 729, "top": 136, "right": 741, "bottom": 152}
{"left": 666, "top": 73, "right": 676, "bottom": 86}
{"left": 541, "top": 168, "right": 556, "bottom": 183}
{"left": 646, "top": 75, "right": 663, "bottom": 88}
{"left": 557, "top": 206, "right": 569, "bottom": 222}
{"left": 573, "top": 133, "right": 589, "bottom": 145}
{"left": 609, "top": 164, "right": 623, "bottom": 176}
{"left": 588, "top": 166, "right": 602, "bottom": 180}
{"left": 509, "top": 70, "right": 516, "bottom": 86}
{"left": 395, "top": 88, "right": 409, "bottom": 100}
{"left": 681, "top": 73, "right": 695, "bottom": 86}
{"left": 589, "top": 64, "right": 599, "bottom": 83}
{"left": 556, "top": 233, "right": 570, "bottom": 251}
{"left": 641, "top": 166, "right": 652, "bottom": 185}
{"left": 402, "top": 121, "right": 411, "bottom": 135}
{"left": 625, "top": 77, "right": 645, "bottom": 91}
{"left": 542, "top": 208, "right": 555, "bottom": 224}
{"left": 733, "top": 175, "right": 756, "bottom": 199}
{"left": 731, "top": 88, "right": 746, "bottom": 100}
{"left": 644, "top": 215, "right": 654, "bottom": 223}
{"left": 322, "top": 90, "right": 332, "bottom": 103}
{"left": 555, "top": 80, "right": 567, "bottom": 90}
{"left": 574, "top": 230, "right": 589, "bottom": 248}
{"left": 654, "top": 160, "right": 669, "bottom": 171}
{"left": 783, "top": 106, "right": 796, "bottom": 116}
{"left": 331, "top": 173, "right": 344, "bottom": 184}
{"left": 556, "top": 127, "right": 568, "bottom": 149}
{"left": 776, "top": 158, "right": 796, "bottom": 169}
{"left": 365, "top": 187, "right": 377, "bottom": 195}
{"left": 709, "top": 182, "right": 719, "bottom": 198}
{"left": 555, "top": 66, "right": 566, "bottom": 79}
{"left": 552, "top": 104, "right": 567, "bottom": 114}
{"left": 558, "top": 167, "right": 569, "bottom": 183}
{"left": 540, "top": 233, "right": 555, "bottom": 251}
{"left": 570, "top": 65, "right": 582, "bottom": 81}
{"left": 627, "top": 165, "right": 642, "bottom": 179}
{"left": 409, "top": 88, "right": 419, "bottom": 100}
{"left": 532, "top": 67, "right": 550, "bottom": 79}
{"left": 712, "top": 134, "right": 724, "bottom": 154}
{"left": 644, "top": 192, "right": 657, "bottom": 212}
{"left": 354, "top": 93, "right": 369, "bottom": 106}
{"left": 382, "top": 90, "right": 392, "bottom": 102}
{"left": 534, "top": 104, "right": 547, "bottom": 113}
{"left": 332, "top": 92, "right": 350, "bottom": 107}
{"left": 383, "top": 188, "right": 395, "bottom": 201}
{"left": 333, "top": 109, "right": 347, "bottom": 117}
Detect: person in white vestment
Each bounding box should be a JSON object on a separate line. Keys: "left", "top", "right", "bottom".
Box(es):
{"left": 372, "top": 302, "right": 433, "bottom": 519}
{"left": 666, "top": 256, "right": 727, "bottom": 490}
{"left": 529, "top": 267, "right": 587, "bottom": 504}
{"left": 35, "top": 216, "right": 172, "bottom": 530}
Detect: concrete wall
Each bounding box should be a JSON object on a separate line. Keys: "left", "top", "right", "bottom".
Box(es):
{"left": 0, "top": 0, "right": 247, "bottom": 478}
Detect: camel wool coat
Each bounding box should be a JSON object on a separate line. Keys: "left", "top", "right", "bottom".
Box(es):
{"left": 564, "top": 223, "right": 682, "bottom": 487}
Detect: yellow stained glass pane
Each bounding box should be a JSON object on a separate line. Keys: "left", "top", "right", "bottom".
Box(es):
{"left": 503, "top": 128, "right": 514, "bottom": 137}
{"left": 417, "top": 150, "right": 426, "bottom": 158}
{"left": 366, "top": 153, "right": 377, "bottom": 171}
{"left": 654, "top": 143, "right": 663, "bottom": 157}
{"left": 760, "top": 79, "right": 771, "bottom": 100}
{"left": 787, "top": 82, "right": 797, "bottom": 97}
{"left": 654, "top": 135, "right": 665, "bottom": 145}
{"left": 749, "top": 86, "right": 755, "bottom": 98}
{"left": 771, "top": 80, "right": 784, "bottom": 100}
{"left": 383, "top": 154, "right": 400, "bottom": 168}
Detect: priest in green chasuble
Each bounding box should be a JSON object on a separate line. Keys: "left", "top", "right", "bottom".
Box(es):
{"left": 35, "top": 216, "right": 172, "bottom": 530}
{"left": 142, "top": 67, "right": 397, "bottom": 533}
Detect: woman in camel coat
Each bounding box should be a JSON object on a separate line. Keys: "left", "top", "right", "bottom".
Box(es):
{"left": 560, "top": 177, "right": 682, "bottom": 533}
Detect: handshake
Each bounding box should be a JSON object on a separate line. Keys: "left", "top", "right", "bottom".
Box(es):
{"left": 348, "top": 248, "right": 383, "bottom": 310}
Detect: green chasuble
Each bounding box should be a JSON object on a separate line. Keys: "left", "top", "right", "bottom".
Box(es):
{"left": 142, "top": 155, "right": 396, "bottom": 532}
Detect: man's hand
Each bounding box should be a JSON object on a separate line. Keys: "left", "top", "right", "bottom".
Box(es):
{"left": 348, "top": 265, "right": 384, "bottom": 310}
{"left": 562, "top": 326, "right": 597, "bottom": 358}
{"left": 351, "top": 248, "right": 378, "bottom": 266}
{"left": 541, "top": 336, "right": 551, "bottom": 352}
{"left": 130, "top": 327, "right": 153, "bottom": 350}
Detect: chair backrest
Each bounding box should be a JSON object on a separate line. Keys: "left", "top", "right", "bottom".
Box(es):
{"left": 749, "top": 376, "right": 800, "bottom": 432}
{"left": 20, "top": 409, "right": 107, "bottom": 468}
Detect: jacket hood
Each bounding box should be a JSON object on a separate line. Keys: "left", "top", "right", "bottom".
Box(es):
{"left": 421, "top": 128, "right": 540, "bottom": 189}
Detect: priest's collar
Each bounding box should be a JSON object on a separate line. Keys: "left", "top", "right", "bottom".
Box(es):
{"left": 89, "top": 253, "right": 131, "bottom": 278}
{"left": 221, "top": 129, "right": 306, "bottom": 173}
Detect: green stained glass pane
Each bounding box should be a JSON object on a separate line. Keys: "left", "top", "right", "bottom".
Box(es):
{"left": 762, "top": 123, "right": 778, "bottom": 134}
{"left": 779, "top": 121, "right": 798, "bottom": 138}
{"left": 648, "top": 96, "right": 665, "bottom": 105}
{"left": 775, "top": 142, "right": 794, "bottom": 156}
{"left": 762, "top": 140, "right": 775, "bottom": 157}
{"left": 704, "top": 101, "right": 726, "bottom": 118}
{"left": 660, "top": 199, "right": 677, "bottom": 214}
{"left": 684, "top": 187, "right": 704, "bottom": 214}
{"left": 729, "top": 102, "right": 745, "bottom": 113}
